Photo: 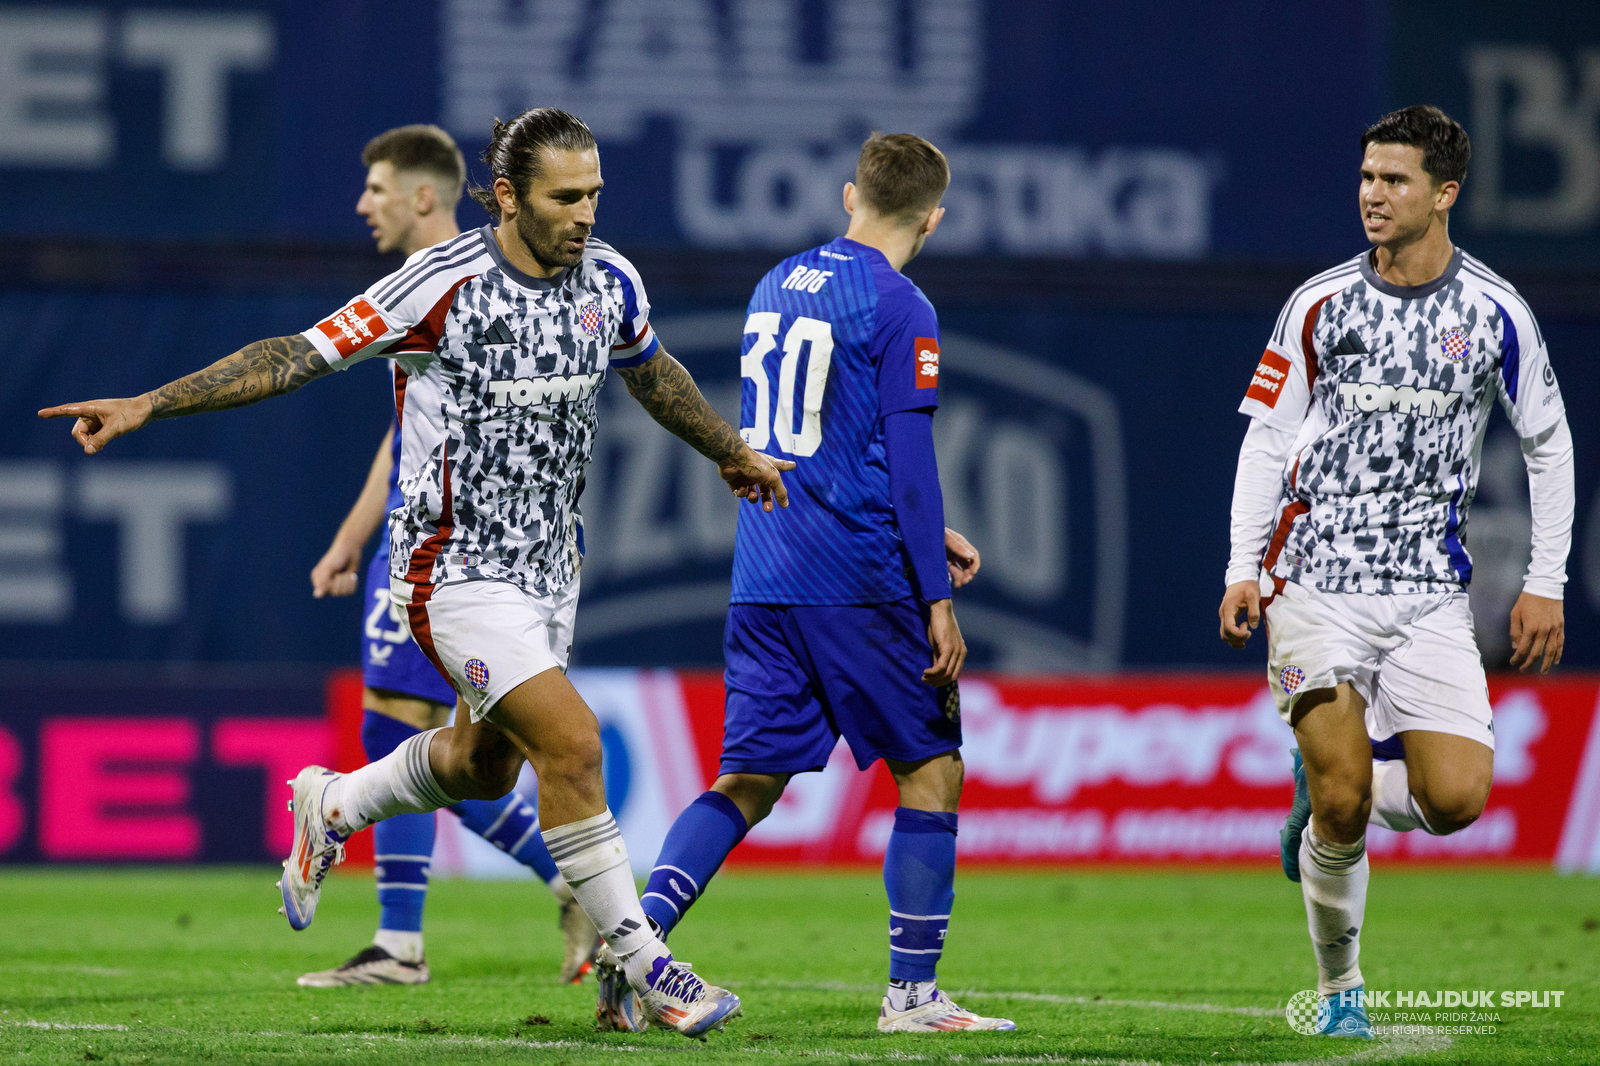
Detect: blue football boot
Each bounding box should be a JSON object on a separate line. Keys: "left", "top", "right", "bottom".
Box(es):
{"left": 1281, "top": 748, "right": 1310, "bottom": 882}
{"left": 1321, "top": 987, "right": 1374, "bottom": 1038}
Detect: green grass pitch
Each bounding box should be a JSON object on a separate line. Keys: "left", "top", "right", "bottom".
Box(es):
{"left": 1, "top": 866, "right": 1595, "bottom": 1064}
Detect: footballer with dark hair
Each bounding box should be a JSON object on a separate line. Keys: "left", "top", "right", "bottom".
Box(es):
{"left": 297, "top": 122, "right": 604, "bottom": 991}
{"left": 1219, "top": 105, "right": 1573, "bottom": 1037}
{"left": 40, "top": 108, "right": 795, "bottom": 1038}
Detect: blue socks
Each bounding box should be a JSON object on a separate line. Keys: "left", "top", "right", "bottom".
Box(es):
{"left": 884, "top": 807, "right": 958, "bottom": 982}
{"left": 360, "top": 709, "right": 563, "bottom": 940}
{"left": 640, "top": 790, "right": 749, "bottom": 938}
{"left": 451, "top": 793, "right": 561, "bottom": 884}
{"left": 361, "top": 711, "right": 435, "bottom": 935}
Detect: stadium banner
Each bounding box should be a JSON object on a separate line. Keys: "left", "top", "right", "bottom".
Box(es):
{"left": 0, "top": 0, "right": 1389, "bottom": 261}
{"left": 5, "top": 668, "right": 1599, "bottom": 873}
{"left": 0, "top": 667, "right": 330, "bottom": 864}
{"left": 3, "top": 0, "right": 1596, "bottom": 266}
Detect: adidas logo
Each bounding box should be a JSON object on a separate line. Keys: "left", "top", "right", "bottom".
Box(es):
{"left": 475, "top": 319, "right": 515, "bottom": 346}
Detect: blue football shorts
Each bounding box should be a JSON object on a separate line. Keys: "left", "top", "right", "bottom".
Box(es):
{"left": 719, "top": 598, "right": 963, "bottom": 775}
{"left": 360, "top": 541, "right": 456, "bottom": 706}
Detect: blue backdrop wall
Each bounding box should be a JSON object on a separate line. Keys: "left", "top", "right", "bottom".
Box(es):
{"left": 3, "top": 0, "right": 1597, "bottom": 670}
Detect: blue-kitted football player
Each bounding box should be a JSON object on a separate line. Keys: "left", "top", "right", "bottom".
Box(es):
{"left": 592, "top": 133, "right": 1014, "bottom": 1034}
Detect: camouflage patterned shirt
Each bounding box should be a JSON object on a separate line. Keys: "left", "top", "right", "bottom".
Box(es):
{"left": 1238, "top": 248, "right": 1565, "bottom": 594}
{"left": 303, "top": 227, "right": 659, "bottom": 594}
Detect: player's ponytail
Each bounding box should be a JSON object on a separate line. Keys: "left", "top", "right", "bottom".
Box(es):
{"left": 468, "top": 108, "right": 598, "bottom": 222}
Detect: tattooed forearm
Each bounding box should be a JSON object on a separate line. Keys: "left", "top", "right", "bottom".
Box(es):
{"left": 616, "top": 350, "right": 744, "bottom": 464}
{"left": 146, "top": 335, "right": 331, "bottom": 421}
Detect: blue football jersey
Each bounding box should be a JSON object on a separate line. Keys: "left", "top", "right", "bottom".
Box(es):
{"left": 730, "top": 237, "right": 941, "bottom": 605}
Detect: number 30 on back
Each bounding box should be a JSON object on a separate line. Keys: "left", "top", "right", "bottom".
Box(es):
{"left": 741, "top": 313, "right": 834, "bottom": 457}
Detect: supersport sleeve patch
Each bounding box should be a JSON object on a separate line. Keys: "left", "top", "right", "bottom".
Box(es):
{"left": 306, "top": 298, "right": 390, "bottom": 366}
{"left": 1244, "top": 349, "right": 1292, "bottom": 408}
{"left": 914, "top": 336, "right": 940, "bottom": 390}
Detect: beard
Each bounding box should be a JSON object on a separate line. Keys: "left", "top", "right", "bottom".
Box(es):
{"left": 513, "top": 208, "right": 588, "bottom": 271}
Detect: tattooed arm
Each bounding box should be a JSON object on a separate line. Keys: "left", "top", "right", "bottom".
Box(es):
{"left": 615, "top": 348, "right": 795, "bottom": 511}
{"left": 39, "top": 335, "right": 331, "bottom": 455}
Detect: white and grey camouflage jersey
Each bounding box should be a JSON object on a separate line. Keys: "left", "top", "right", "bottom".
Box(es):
{"left": 303, "top": 226, "right": 659, "bottom": 595}
{"left": 1238, "top": 248, "right": 1565, "bottom": 594}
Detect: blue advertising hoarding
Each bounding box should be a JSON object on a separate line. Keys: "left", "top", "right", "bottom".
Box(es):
{"left": 0, "top": 0, "right": 1390, "bottom": 260}
{"left": 3, "top": 1, "right": 1597, "bottom": 672}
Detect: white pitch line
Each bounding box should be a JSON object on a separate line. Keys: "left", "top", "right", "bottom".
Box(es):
{"left": 7, "top": 986, "right": 1457, "bottom": 1066}
{"left": 739, "top": 979, "right": 1277, "bottom": 1018}
{"left": 0, "top": 964, "right": 134, "bottom": 977}
{"left": 734, "top": 981, "right": 1453, "bottom": 1065}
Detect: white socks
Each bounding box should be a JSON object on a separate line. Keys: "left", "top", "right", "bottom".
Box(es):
{"left": 1368, "top": 759, "right": 1437, "bottom": 833}
{"left": 541, "top": 810, "right": 660, "bottom": 964}
{"left": 324, "top": 728, "right": 456, "bottom": 835}
{"left": 886, "top": 978, "right": 938, "bottom": 1012}
{"left": 373, "top": 928, "right": 424, "bottom": 963}
{"left": 547, "top": 872, "right": 575, "bottom": 905}
{"left": 1300, "top": 820, "right": 1368, "bottom": 996}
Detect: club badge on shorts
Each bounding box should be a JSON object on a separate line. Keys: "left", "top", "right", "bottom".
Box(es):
{"left": 1280, "top": 664, "right": 1305, "bottom": 694}
{"left": 1439, "top": 327, "right": 1469, "bottom": 362}
{"left": 579, "top": 303, "right": 602, "bottom": 337}
{"left": 464, "top": 658, "right": 490, "bottom": 691}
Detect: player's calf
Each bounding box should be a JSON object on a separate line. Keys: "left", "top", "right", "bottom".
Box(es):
{"left": 433, "top": 720, "right": 525, "bottom": 801}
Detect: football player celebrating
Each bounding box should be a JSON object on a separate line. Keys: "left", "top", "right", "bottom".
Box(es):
{"left": 1219, "top": 106, "right": 1573, "bottom": 1038}
{"left": 41, "top": 108, "right": 792, "bottom": 1039}
{"left": 592, "top": 133, "right": 1013, "bottom": 1035}
{"left": 298, "top": 123, "right": 599, "bottom": 989}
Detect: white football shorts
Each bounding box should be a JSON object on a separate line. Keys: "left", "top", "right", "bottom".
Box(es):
{"left": 390, "top": 574, "right": 579, "bottom": 723}
{"left": 1263, "top": 579, "right": 1494, "bottom": 751}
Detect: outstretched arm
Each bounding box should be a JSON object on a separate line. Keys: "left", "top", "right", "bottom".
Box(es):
{"left": 39, "top": 335, "right": 331, "bottom": 455}
{"left": 615, "top": 348, "right": 795, "bottom": 512}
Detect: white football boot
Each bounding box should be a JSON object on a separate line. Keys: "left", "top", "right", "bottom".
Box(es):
{"left": 559, "top": 899, "right": 602, "bottom": 984}
{"left": 877, "top": 989, "right": 1017, "bottom": 1032}
{"left": 277, "top": 766, "right": 349, "bottom": 931}
{"left": 297, "top": 945, "right": 429, "bottom": 987}
{"left": 592, "top": 943, "right": 648, "bottom": 1033}
{"left": 634, "top": 952, "right": 742, "bottom": 1039}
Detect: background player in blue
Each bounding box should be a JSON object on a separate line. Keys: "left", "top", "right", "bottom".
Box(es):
{"left": 595, "top": 133, "right": 1012, "bottom": 1034}
{"left": 298, "top": 125, "right": 595, "bottom": 988}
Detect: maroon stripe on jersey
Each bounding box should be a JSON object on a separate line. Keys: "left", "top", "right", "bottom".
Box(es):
{"left": 1261, "top": 499, "right": 1309, "bottom": 576}
{"left": 388, "top": 276, "right": 475, "bottom": 353}
{"left": 406, "top": 440, "right": 453, "bottom": 584}
{"left": 1300, "top": 293, "right": 1334, "bottom": 393}
{"left": 403, "top": 582, "right": 453, "bottom": 687}
{"left": 392, "top": 362, "right": 408, "bottom": 422}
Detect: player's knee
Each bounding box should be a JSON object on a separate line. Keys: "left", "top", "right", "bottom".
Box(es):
{"left": 539, "top": 727, "right": 604, "bottom": 788}
{"left": 714, "top": 773, "right": 787, "bottom": 825}
{"left": 1414, "top": 779, "right": 1490, "bottom": 836}
{"left": 1312, "top": 780, "right": 1370, "bottom": 840}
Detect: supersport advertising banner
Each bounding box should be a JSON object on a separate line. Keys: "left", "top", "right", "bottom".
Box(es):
{"left": 4, "top": 669, "right": 1599, "bottom": 873}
